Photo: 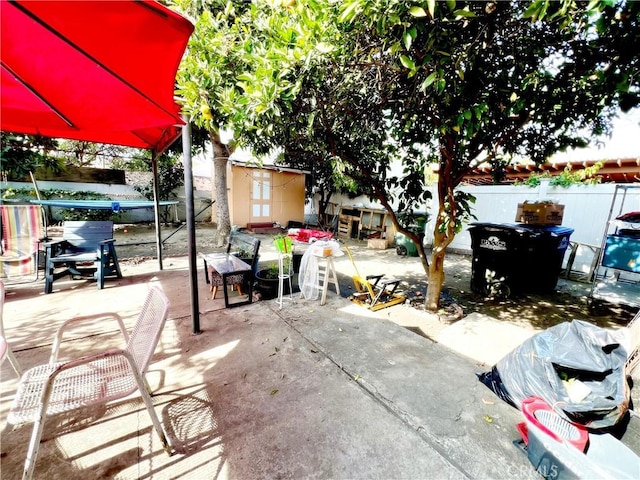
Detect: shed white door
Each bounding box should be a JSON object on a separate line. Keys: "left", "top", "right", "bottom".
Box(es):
{"left": 250, "top": 170, "right": 272, "bottom": 222}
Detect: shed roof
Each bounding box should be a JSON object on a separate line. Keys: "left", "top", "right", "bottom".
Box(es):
{"left": 229, "top": 159, "right": 311, "bottom": 175}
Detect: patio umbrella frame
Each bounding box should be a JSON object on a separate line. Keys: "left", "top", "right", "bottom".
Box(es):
{"left": 0, "top": 0, "right": 201, "bottom": 331}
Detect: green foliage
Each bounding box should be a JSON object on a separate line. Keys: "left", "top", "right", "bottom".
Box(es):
{"left": 232, "top": 246, "right": 252, "bottom": 258}
{"left": 170, "top": 0, "right": 638, "bottom": 309}
{"left": 0, "top": 133, "right": 62, "bottom": 179}
{"left": 437, "top": 191, "right": 477, "bottom": 236}
{"left": 516, "top": 162, "right": 604, "bottom": 188}
{"left": 57, "top": 208, "right": 114, "bottom": 222}
{"left": 55, "top": 140, "right": 134, "bottom": 168}
{"left": 133, "top": 155, "right": 184, "bottom": 201}
{"left": 172, "top": 0, "right": 344, "bottom": 222}
{"left": 1, "top": 187, "right": 36, "bottom": 200}
{"left": 1, "top": 188, "right": 114, "bottom": 221}
{"left": 111, "top": 155, "right": 149, "bottom": 172}
{"left": 308, "top": 0, "right": 636, "bottom": 291}
{"left": 490, "top": 156, "right": 512, "bottom": 184}
{"left": 133, "top": 154, "right": 184, "bottom": 223}
{"left": 174, "top": 0, "right": 337, "bottom": 138}
{"left": 259, "top": 262, "right": 280, "bottom": 280}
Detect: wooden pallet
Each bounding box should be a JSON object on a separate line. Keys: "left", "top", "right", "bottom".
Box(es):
{"left": 247, "top": 222, "right": 283, "bottom": 234}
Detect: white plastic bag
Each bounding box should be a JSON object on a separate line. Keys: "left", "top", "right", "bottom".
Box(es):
{"left": 298, "top": 240, "right": 342, "bottom": 300}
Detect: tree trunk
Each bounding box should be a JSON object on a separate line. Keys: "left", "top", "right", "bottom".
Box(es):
{"left": 317, "top": 190, "right": 334, "bottom": 230}
{"left": 426, "top": 247, "right": 446, "bottom": 311}
{"left": 374, "top": 189, "right": 430, "bottom": 275}
{"left": 425, "top": 209, "right": 452, "bottom": 311}
{"left": 210, "top": 131, "right": 231, "bottom": 247}
{"left": 424, "top": 157, "right": 458, "bottom": 311}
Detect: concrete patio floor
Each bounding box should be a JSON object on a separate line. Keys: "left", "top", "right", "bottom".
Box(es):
{"left": 1, "top": 248, "right": 638, "bottom": 479}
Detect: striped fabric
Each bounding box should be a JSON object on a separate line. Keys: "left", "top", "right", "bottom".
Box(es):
{"left": 0, "top": 205, "right": 45, "bottom": 278}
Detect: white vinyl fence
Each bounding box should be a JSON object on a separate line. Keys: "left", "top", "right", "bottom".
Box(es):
{"left": 426, "top": 182, "right": 640, "bottom": 277}
{"left": 313, "top": 181, "right": 640, "bottom": 277}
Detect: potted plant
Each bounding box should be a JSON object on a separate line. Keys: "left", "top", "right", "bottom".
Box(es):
{"left": 231, "top": 246, "right": 259, "bottom": 275}
{"left": 273, "top": 233, "right": 293, "bottom": 253}
{"left": 255, "top": 262, "right": 281, "bottom": 300}
{"left": 273, "top": 233, "right": 302, "bottom": 273}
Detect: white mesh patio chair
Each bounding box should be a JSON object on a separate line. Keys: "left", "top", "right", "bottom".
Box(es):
{"left": 0, "top": 279, "right": 22, "bottom": 376}
{"left": 7, "top": 286, "right": 172, "bottom": 480}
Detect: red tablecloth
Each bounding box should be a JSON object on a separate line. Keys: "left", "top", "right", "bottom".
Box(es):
{"left": 287, "top": 228, "right": 333, "bottom": 243}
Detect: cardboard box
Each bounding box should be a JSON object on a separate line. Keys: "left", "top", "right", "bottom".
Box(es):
{"left": 367, "top": 238, "right": 388, "bottom": 250}
{"left": 625, "top": 310, "right": 640, "bottom": 375}
{"left": 516, "top": 202, "right": 564, "bottom": 225}
{"left": 311, "top": 244, "right": 332, "bottom": 257}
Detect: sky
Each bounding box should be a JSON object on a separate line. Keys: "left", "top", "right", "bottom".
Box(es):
{"left": 550, "top": 108, "right": 640, "bottom": 162}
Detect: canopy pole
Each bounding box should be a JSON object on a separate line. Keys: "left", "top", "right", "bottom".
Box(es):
{"left": 182, "top": 116, "right": 200, "bottom": 334}
{"left": 29, "top": 172, "right": 42, "bottom": 200}
{"left": 151, "top": 151, "right": 163, "bottom": 270}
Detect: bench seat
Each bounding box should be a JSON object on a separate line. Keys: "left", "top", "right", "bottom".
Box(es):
{"left": 200, "top": 232, "right": 260, "bottom": 308}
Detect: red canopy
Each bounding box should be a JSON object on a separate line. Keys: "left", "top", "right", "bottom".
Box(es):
{"left": 0, "top": 0, "right": 194, "bottom": 154}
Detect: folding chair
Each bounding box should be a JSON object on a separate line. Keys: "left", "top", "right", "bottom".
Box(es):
{"left": 7, "top": 286, "right": 172, "bottom": 480}
{"left": 0, "top": 205, "right": 47, "bottom": 281}
{"left": 0, "top": 279, "right": 22, "bottom": 376}
{"left": 343, "top": 243, "right": 405, "bottom": 311}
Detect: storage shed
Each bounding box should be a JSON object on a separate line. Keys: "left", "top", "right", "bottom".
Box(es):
{"left": 212, "top": 160, "right": 308, "bottom": 230}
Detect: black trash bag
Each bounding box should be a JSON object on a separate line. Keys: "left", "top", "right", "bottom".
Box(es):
{"left": 477, "top": 367, "right": 517, "bottom": 407}
{"left": 478, "top": 319, "right": 630, "bottom": 430}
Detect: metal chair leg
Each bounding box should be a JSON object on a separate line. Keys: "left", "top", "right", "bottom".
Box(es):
{"left": 5, "top": 347, "right": 22, "bottom": 376}
{"left": 277, "top": 253, "right": 293, "bottom": 309}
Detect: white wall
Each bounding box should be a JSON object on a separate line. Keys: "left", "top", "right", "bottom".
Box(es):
{"left": 432, "top": 182, "right": 640, "bottom": 277}
{"left": 428, "top": 182, "right": 639, "bottom": 249}
{"left": 311, "top": 182, "right": 640, "bottom": 275}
